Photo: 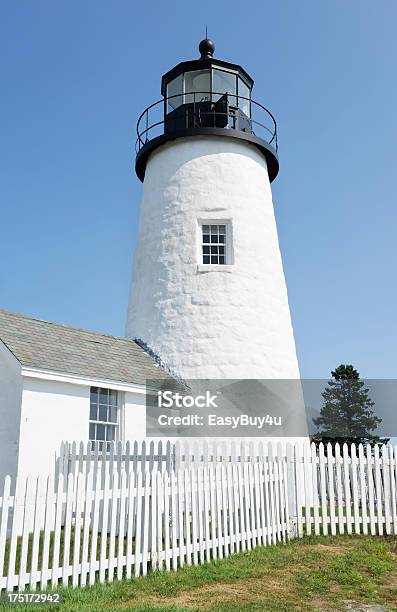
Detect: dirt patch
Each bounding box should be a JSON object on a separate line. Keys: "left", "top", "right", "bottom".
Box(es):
{"left": 116, "top": 578, "right": 290, "bottom": 610}
{"left": 304, "top": 543, "right": 352, "bottom": 554}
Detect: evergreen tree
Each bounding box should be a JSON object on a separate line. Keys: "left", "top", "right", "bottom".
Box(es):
{"left": 312, "top": 364, "right": 387, "bottom": 446}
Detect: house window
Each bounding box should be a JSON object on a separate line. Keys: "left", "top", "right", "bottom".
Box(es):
{"left": 201, "top": 224, "right": 227, "bottom": 264}
{"left": 89, "top": 387, "right": 118, "bottom": 450}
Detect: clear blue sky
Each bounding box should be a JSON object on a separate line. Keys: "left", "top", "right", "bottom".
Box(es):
{"left": 1, "top": 1, "right": 396, "bottom": 378}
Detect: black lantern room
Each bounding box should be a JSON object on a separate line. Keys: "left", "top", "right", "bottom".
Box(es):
{"left": 135, "top": 39, "right": 279, "bottom": 182}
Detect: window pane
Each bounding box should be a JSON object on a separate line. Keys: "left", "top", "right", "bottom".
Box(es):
{"left": 109, "top": 390, "right": 118, "bottom": 406}
{"left": 90, "top": 403, "right": 97, "bottom": 421}
{"left": 98, "top": 388, "right": 108, "bottom": 404}
{"left": 109, "top": 405, "right": 117, "bottom": 423}
{"left": 203, "top": 245, "right": 210, "bottom": 254}
{"left": 184, "top": 70, "right": 211, "bottom": 103}
{"left": 96, "top": 424, "right": 105, "bottom": 441}
{"left": 167, "top": 74, "right": 183, "bottom": 111}
{"left": 238, "top": 78, "right": 251, "bottom": 116}
{"left": 106, "top": 426, "right": 115, "bottom": 441}
{"left": 219, "top": 256, "right": 225, "bottom": 264}
{"left": 99, "top": 405, "right": 107, "bottom": 422}
{"left": 203, "top": 234, "right": 210, "bottom": 243}
{"left": 90, "top": 387, "right": 98, "bottom": 401}
{"left": 203, "top": 255, "right": 210, "bottom": 264}
{"left": 212, "top": 69, "right": 237, "bottom": 106}
{"left": 89, "top": 423, "right": 96, "bottom": 441}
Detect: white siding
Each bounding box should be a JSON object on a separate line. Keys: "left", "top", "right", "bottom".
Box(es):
{"left": 123, "top": 391, "right": 146, "bottom": 441}
{"left": 0, "top": 341, "right": 23, "bottom": 483}
{"left": 17, "top": 377, "right": 90, "bottom": 480}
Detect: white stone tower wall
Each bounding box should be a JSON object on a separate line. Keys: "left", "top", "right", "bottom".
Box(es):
{"left": 126, "top": 136, "right": 300, "bottom": 380}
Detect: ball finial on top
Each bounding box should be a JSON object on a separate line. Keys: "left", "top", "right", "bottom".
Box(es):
{"left": 199, "top": 37, "right": 215, "bottom": 59}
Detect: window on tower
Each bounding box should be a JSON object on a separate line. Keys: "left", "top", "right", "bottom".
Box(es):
{"left": 201, "top": 224, "right": 227, "bottom": 265}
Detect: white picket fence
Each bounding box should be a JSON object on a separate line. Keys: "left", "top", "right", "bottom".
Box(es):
{"left": 0, "top": 459, "right": 289, "bottom": 593}
{"left": 295, "top": 442, "right": 397, "bottom": 537}
{"left": 1, "top": 441, "right": 397, "bottom": 593}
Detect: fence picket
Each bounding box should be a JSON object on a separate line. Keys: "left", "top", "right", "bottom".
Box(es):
{"left": 108, "top": 471, "right": 119, "bottom": 581}
{"left": 243, "top": 463, "right": 252, "bottom": 550}
{"left": 134, "top": 471, "right": 143, "bottom": 577}
{"left": 184, "top": 469, "right": 192, "bottom": 565}
{"left": 51, "top": 474, "right": 64, "bottom": 588}
{"left": 126, "top": 470, "right": 136, "bottom": 579}
{"left": 156, "top": 470, "right": 164, "bottom": 571}
{"left": 18, "top": 476, "right": 35, "bottom": 591}
{"left": 99, "top": 470, "right": 110, "bottom": 584}
{"left": 273, "top": 454, "right": 281, "bottom": 542}
{"left": 40, "top": 475, "right": 54, "bottom": 591}
{"left": 350, "top": 444, "right": 360, "bottom": 534}
{"left": 366, "top": 444, "right": 376, "bottom": 535}
{"left": 150, "top": 468, "right": 158, "bottom": 571}
{"left": 117, "top": 471, "right": 127, "bottom": 580}
{"left": 327, "top": 444, "right": 336, "bottom": 536}
{"left": 0, "top": 475, "right": 11, "bottom": 589}
{"left": 61, "top": 473, "right": 74, "bottom": 587}
{"left": 72, "top": 472, "right": 85, "bottom": 588}
{"left": 358, "top": 444, "right": 368, "bottom": 536}
{"left": 177, "top": 468, "right": 185, "bottom": 567}
{"left": 382, "top": 445, "right": 392, "bottom": 535}
{"left": 191, "top": 468, "right": 199, "bottom": 564}
{"left": 334, "top": 443, "right": 344, "bottom": 535}
{"left": 303, "top": 444, "right": 311, "bottom": 535}
{"left": 294, "top": 444, "right": 303, "bottom": 537}
{"left": 141, "top": 470, "right": 150, "bottom": 576}
{"left": 221, "top": 466, "right": 230, "bottom": 556}
{"left": 170, "top": 471, "right": 178, "bottom": 571}
{"left": 30, "top": 475, "right": 46, "bottom": 590}
{"left": 318, "top": 443, "right": 328, "bottom": 536}
{"left": 89, "top": 471, "right": 101, "bottom": 586}
{"left": 80, "top": 469, "right": 93, "bottom": 587}
{"left": 389, "top": 446, "right": 397, "bottom": 535}
{"left": 343, "top": 444, "right": 352, "bottom": 535}
{"left": 374, "top": 445, "right": 383, "bottom": 535}
{"left": 163, "top": 471, "right": 171, "bottom": 571}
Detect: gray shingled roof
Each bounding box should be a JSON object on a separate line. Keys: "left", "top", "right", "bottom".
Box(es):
{"left": 0, "top": 310, "right": 173, "bottom": 386}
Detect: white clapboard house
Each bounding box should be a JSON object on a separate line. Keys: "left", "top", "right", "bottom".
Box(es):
{"left": 0, "top": 310, "right": 173, "bottom": 485}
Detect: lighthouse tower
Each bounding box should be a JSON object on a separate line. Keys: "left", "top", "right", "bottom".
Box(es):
{"left": 126, "top": 39, "right": 300, "bottom": 382}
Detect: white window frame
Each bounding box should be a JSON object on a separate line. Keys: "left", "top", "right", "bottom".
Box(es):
{"left": 196, "top": 219, "right": 234, "bottom": 272}
{"left": 89, "top": 386, "right": 122, "bottom": 450}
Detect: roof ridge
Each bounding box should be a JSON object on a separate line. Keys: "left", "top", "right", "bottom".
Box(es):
{"left": 0, "top": 309, "right": 135, "bottom": 345}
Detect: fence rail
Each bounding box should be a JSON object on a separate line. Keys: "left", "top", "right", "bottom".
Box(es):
{"left": 1, "top": 441, "right": 397, "bottom": 593}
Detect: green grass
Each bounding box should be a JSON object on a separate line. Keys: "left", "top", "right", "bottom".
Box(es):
{"left": 2, "top": 536, "right": 397, "bottom": 611}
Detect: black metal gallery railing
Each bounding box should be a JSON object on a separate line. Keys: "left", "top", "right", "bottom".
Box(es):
{"left": 136, "top": 92, "right": 278, "bottom": 154}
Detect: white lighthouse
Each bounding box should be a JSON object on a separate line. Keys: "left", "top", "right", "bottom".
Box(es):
{"left": 126, "top": 38, "right": 300, "bottom": 383}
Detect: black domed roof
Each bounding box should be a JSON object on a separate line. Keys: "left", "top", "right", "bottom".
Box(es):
{"left": 199, "top": 38, "right": 215, "bottom": 59}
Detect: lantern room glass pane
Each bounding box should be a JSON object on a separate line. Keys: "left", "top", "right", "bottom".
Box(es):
{"left": 167, "top": 74, "right": 183, "bottom": 111}
{"left": 212, "top": 69, "right": 237, "bottom": 106}
{"left": 238, "top": 78, "right": 251, "bottom": 117}
{"left": 184, "top": 70, "right": 211, "bottom": 103}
